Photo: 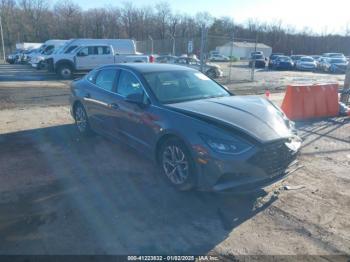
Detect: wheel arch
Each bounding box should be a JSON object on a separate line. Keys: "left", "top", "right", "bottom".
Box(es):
{"left": 154, "top": 132, "right": 192, "bottom": 165}
{"left": 72, "top": 100, "right": 84, "bottom": 119}
{"left": 55, "top": 59, "right": 75, "bottom": 72}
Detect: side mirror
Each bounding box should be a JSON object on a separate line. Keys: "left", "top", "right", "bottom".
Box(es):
{"left": 77, "top": 52, "right": 88, "bottom": 57}
{"left": 125, "top": 92, "right": 147, "bottom": 105}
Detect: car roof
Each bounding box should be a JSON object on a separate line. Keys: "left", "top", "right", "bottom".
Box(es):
{"left": 101, "top": 63, "right": 196, "bottom": 73}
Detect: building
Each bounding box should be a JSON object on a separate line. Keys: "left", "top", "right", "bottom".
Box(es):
{"left": 216, "top": 41, "right": 272, "bottom": 59}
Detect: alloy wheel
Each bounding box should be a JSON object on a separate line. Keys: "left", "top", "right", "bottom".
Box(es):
{"left": 162, "top": 145, "right": 189, "bottom": 185}
{"left": 61, "top": 68, "right": 72, "bottom": 78}
{"left": 75, "top": 106, "right": 87, "bottom": 133}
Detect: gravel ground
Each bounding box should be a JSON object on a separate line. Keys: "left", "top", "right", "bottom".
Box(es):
{"left": 0, "top": 64, "right": 349, "bottom": 257}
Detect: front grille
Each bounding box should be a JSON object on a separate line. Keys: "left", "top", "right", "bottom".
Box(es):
{"left": 249, "top": 140, "right": 297, "bottom": 177}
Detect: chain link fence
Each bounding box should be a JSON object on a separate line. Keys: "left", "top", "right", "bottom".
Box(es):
{"left": 136, "top": 32, "right": 262, "bottom": 92}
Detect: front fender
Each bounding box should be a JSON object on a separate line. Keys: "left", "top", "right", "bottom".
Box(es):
{"left": 54, "top": 59, "right": 75, "bottom": 72}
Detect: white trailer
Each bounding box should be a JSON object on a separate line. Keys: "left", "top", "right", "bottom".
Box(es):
{"left": 15, "top": 42, "right": 42, "bottom": 50}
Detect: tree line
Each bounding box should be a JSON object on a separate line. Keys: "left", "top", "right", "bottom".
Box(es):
{"left": 1, "top": 0, "right": 350, "bottom": 55}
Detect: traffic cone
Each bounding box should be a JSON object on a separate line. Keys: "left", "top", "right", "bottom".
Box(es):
{"left": 265, "top": 89, "right": 270, "bottom": 99}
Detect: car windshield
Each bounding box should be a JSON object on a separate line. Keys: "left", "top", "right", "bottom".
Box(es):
{"left": 329, "top": 53, "right": 344, "bottom": 58}
{"left": 278, "top": 56, "right": 291, "bottom": 62}
{"left": 292, "top": 56, "right": 303, "bottom": 60}
{"left": 301, "top": 57, "right": 314, "bottom": 62}
{"left": 330, "top": 58, "right": 346, "bottom": 63}
{"left": 143, "top": 70, "right": 230, "bottom": 104}
{"left": 252, "top": 54, "right": 263, "bottom": 59}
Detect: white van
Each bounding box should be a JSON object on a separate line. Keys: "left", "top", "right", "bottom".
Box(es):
{"left": 30, "top": 40, "right": 68, "bottom": 69}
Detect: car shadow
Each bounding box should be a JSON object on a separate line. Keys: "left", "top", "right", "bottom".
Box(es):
{"left": 0, "top": 124, "right": 277, "bottom": 254}
{"left": 0, "top": 64, "right": 86, "bottom": 82}
{"left": 295, "top": 117, "right": 350, "bottom": 154}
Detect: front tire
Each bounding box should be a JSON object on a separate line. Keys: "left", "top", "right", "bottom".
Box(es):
{"left": 74, "top": 104, "right": 92, "bottom": 136}
{"left": 159, "top": 138, "right": 196, "bottom": 191}
{"left": 58, "top": 64, "right": 73, "bottom": 79}
{"left": 206, "top": 69, "right": 218, "bottom": 79}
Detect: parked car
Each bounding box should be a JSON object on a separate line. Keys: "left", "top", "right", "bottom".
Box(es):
{"left": 317, "top": 57, "right": 327, "bottom": 71}
{"left": 30, "top": 40, "right": 68, "bottom": 69}
{"left": 321, "top": 57, "right": 348, "bottom": 73}
{"left": 311, "top": 55, "right": 321, "bottom": 60}
{"left": 209, "top": 54, "right": 230, "bottom": 62}
{"left": 19, "top": 48, "right": 41, "bottom": 64}
{"left": 250, "top": 51, "right": 263, "bottom": 57}
{"left": 272, "top": 56, "right": 294, "bottom": 70}
{"left": 156, "top": 55, "right": 178, "bottom": 63}
{"left": 174, "top": 57, "right": 223, "bottom": 78}
{"left": 53, "top": 44, "right": 150, "bottom": 79}
{"left": 268, "top": 53, "right": 284, "bottom": 68}
{"left": 6, "top": 51, "right": 19, "bottom": 64}
{"left": 295, "top": 56, "right": 317, "bottom": 71}
{"left": 322, "top": 53, "right": 346, "bottom": 59}
{"left": 290, "top": 55, "right": 305, "bottom": 68}
{"left": 249, "top": 54, "right": 266, "bottom": 68}
{"left": 70, "top": 63, "right": 301, "bottom": 191}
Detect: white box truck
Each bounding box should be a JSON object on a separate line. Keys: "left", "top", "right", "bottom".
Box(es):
{"left": 45, "top": 39, "right": 151, "bottom": 79}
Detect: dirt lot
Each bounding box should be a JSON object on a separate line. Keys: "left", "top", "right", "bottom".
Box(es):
{"left": 0, "top": 64, "right": 349, "bottom": 257}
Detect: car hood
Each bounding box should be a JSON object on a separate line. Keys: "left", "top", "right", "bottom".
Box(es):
{"left": 205, "top": 62, "right": 221, "bottom": 69}
{"left": 166, "top": 96, "right": 293, "bottom": 142}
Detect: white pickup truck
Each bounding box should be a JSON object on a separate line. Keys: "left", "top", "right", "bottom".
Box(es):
{"left": 51, "top": 44, "right": 150, "bottom": 79}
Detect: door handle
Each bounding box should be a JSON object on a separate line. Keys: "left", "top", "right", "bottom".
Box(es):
{"left": 84, "top": 93, "right": 91, "bottom": 98}
{"left": 109, "top": 103, "right": 119, "bottom": 109}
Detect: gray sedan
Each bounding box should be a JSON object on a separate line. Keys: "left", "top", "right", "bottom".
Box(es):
{"left": 70, "top": 64, "right": 301, "bottom": 191}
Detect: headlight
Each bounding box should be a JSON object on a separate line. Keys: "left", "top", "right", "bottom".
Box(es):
{"left": 285, "top": 136, "right": 302, "bottom": 152}
{"left": 200, "top": 133, "right": 253, "bottom": 155}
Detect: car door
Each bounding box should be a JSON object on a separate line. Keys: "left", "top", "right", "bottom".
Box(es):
{"left": 83, "top": 68, "right": 123, "bottom": 138}
{"left": 114, "top": 69, "right": 156, "bottom": 154}
{"left": 75, "top": 46, "right": 94, "bottom": 70}
{"left": 91, "top": 46, "right": 115, "bottom": 68}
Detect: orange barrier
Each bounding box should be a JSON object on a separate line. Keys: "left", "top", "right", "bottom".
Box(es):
{"left": 281, "top": 83, "right": 339, "bottom": 120}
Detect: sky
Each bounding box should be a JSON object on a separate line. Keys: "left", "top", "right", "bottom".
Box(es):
{"left": 71, "top": 0, "right": 350, "bottom": 34}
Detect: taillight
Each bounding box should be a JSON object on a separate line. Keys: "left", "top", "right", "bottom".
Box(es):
{"left": 149, "top": 55, "right": 154, "bottom": 63}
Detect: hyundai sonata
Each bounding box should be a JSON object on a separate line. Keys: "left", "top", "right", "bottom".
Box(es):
{"left": 70, "top": 64, "right": 301, "bottom": 191}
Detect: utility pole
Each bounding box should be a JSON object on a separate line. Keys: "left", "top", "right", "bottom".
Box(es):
{"left": 148, "top": 35, "right": 154, "bottom": 54}
{"left": 228, "top": 31, "right": 234, "bottom": 83}
{"left": 200, "top": 24, "right": 206, "bottom": 73}
{"left": 0, "top": 14, "right": 5, "bottom": 61}
{"left": 170, "top": 35, "right": 175, "bottom": 56}
{"left": 251, "top": 35, "right": 258, "bottom": 82}
{"left": 341, "top": 62, "right": 350, "bottom": 103}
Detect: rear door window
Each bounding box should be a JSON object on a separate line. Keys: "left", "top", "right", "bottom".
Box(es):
{"left": 95, "top": 69, "right": 118, "bottom": 92}
{"left": 94, "top": 46, "right": 111, "bottom": 55}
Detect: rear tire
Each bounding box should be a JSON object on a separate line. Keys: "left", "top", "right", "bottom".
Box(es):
{"left": 158, "top": 138, "right": 196, "bottom": 191}
{"left": 74, "top": 103, "right": 93, "bottom": 136}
